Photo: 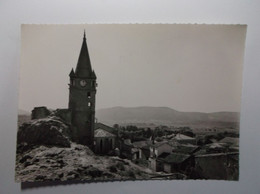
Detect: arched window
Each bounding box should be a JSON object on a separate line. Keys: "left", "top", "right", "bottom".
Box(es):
{"left": 88, "top": 102, "right": 91, "bottom": 107}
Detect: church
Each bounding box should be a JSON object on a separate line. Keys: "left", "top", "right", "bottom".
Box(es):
{"left": 68, "top": 31, "right": 97, "bottom": 148}
{"left": 32, "top": 32, "right": 116, "bottom": 153}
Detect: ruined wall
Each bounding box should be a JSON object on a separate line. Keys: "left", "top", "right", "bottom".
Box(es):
{"left": 55, "top": 109, "right": 72, "bottom": 124}
{"left": 31, "top": 107, "right": 50, "bottom": 120}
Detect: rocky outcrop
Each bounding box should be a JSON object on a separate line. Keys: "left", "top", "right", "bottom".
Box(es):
{"left": 17, "top": 116, "right": 72, "bottom": 148}
{"left": 15, "top": 143, "right": 157, "bottom": 182}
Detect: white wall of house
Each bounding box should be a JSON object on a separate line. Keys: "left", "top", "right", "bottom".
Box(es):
{"left": 164, "top": 163, "right": 172, "bottom": 173}
{"left": 155, "top": 144, "right": 173, "bottom": 157}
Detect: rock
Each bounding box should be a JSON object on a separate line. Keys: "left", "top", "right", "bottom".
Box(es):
{"left": 35, "top": 175, "right": 46, "bottom": 181}
{"left": 15, "top": 142, "right": 157, "bottom": 182}
{"left": 19, "top": 155, "right": 32, "bottom": 163}
{"left": 32, "top": 158, "right": 39, "bottom": 163}
{"left": 17, "top": 117, "right": 71, "bottom": 148}
{"left": 24, "top": 161, "right": 32, "bottom": 167}
{"left": 115, "top": 162, "right": 125, "bottom": 171}
{"left": 109, "top": 166, "right": 117, "bottom": 173}
{"left": 87, "top": 167, "right": 103, "bottom": 178}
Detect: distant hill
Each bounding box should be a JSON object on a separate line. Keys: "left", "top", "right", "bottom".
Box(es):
{"left": 96, "top": 106, "right": 240, "bottom": 128}
{"left": 18, "top": 109, "right": 30, "bottom": 115}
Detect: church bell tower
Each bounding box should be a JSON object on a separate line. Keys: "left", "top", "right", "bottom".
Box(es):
{"left": 68, "top": 31, "right": 97, "bottom": 148}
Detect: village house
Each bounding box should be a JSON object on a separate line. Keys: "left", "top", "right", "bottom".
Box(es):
{"left": 132, "top": 140, "right": 153, "bottom": 160}
{"left": 219, "top": 137, "right": 239, "bottom": 147}
{"left": 119, "top": 139, "right": 150, "bottom": 160}
{"left": 94, "top": 128, "right": 116, "bottom": 154}
{"left": 172, "top": 144, "right": 200, "bottom": 155}
{"left": 149, "top": 141, "right": 173, "bottom": 158}
{"left": 120, "top": 139, "right": 136, "bottom": 160}
{"left": 148, "top": 141, "right": 174, "bottom": 171}
{"left": 171, "top": 133, "right": 196, "bottom": 145}
{"left": 194, "top": 152, "right": 239, "bottom": 180}
{"left": 157, "top": 152, "right": 192, "bottom": 174}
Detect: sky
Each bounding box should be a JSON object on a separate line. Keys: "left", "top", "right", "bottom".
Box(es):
{"left": 19, "top": 24, "right": 247, "bottom": 113}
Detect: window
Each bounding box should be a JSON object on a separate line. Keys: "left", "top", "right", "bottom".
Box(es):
{"left": 87, "top": 92, "right": 91, "bottom": 99}
{"left": 88, "top": 102, "right": 91, "bottom": 107}
{"left": 70, "top": 79, "right": 75, "bottom": 86}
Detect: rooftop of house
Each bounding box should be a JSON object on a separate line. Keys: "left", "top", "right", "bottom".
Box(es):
{"left": 206, "top": 142, "right": 227, "bottom": 149}
{"left": 131, "top": 147, "right": 139, "bottom": 153}
{"left": 132, "top": 140, "right": 152, "bottom": 148}
{"left": 172, "top": 145, "right": 199, "bottom": 154}
{"left": 94, "top": 128, "right": 116, "bottom": 138}
{"left": 158, "top": 152, "right": 191, "bottom": 164}
{"left": 219, "top": 137, "right": 239, "bottom": 145}
{"left": 150, "top": 141, "right": 171, "bottom": 148}
{"left": 195, "top": 152, "right": 239, "bottom": 158}
{"left": 167, "top": 140, "right": 181, "bottom": 147}
{"left": 172, "top": 133, "right": 195, "bottom": 141}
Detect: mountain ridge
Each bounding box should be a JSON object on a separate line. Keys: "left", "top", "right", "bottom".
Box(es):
{"left": 96, "top": 106, "right": 240, "bottom": 127}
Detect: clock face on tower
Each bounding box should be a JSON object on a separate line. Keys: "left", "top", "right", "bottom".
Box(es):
{"left": 80, "top": 80, "right": 87, "bottom": 87}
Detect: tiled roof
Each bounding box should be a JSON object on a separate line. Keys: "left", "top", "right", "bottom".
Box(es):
{"left": 94, "top": 129, "right": 116, "bottom": 138}
{"left": 159, "top": 153, "right": 191, "bottom": 164}
{"left": 150, "top": 141, "right": 170, "bottom": 148}
{"left": 173, "top": 145, "right": 199, "bottom": 154}
{"left": 195, "top": 152, "right": 239, "bottom": 158}
{"left": 132, "top": 140, "right": 152, "bottom": 148}
{"left": 173, "top": 134, "right": 195, "bottom": 140}
{"left": 219, "top": 137, "right": 239, "bottom": 145}
{"left": 206, "top": 143, "right": 226, "bottom": 149}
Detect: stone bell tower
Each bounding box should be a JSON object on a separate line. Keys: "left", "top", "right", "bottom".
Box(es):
{"left": 68, "top": 31, "right": 97, "bottom": 148}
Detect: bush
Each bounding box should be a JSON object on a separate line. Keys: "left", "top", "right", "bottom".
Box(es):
{"left": 116, "top": 162, "right": 125, "bottom": 171}
{"left": 109, "top": 166, "right": 117, "bottom": 173}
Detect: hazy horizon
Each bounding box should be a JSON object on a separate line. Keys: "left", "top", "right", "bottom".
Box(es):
{"left": 19, "top": 24, "right": 247, "bottom": 113}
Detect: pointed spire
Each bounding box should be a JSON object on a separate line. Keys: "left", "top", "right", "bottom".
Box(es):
{"left": 92, "top": 70, "right": 97, "bottom": 79}
{"left": 75, "top": 31, "right": 93, "bottom": 78}
{"left": 84, "top": 29, "right": 86, "bottom": 40}
{"left": 69, "top": 68, "right": 75, "bottom": 77}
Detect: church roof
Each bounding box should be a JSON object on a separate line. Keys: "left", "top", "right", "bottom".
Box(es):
{"left": 69, "top": 68, "right": 75, "bottom": 77}
{"left": 94, "top": 129, "right": 116, "bottom": 138}
{"left": 75, "top": 31, "right": 95, "bottom": 78}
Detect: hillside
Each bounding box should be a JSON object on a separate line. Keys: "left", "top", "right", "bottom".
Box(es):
{"left": 16, "top": 143, "right": 158, "bottom": 182}
{"left": 16, "top": 115, "right": 159, "bottom": 182}
{"left": 96, "top": 106, "right": 240, "bottom": 127}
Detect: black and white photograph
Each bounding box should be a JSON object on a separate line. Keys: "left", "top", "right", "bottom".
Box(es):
{"left": 16, "top": 24, "right": 247, "bottom": 182}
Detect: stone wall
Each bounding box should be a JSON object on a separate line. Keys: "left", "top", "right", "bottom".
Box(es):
{"left": 55, "top": 109, "right": 72, "bottom": 124}
{"left": 94, "top": 136, "right": 115, "bottom": 154}
{"left": 195, "top": 152, "right": 238, "bottom": 180}
{"left": 31, "top": 107, "right": 50, "bottom": 120}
